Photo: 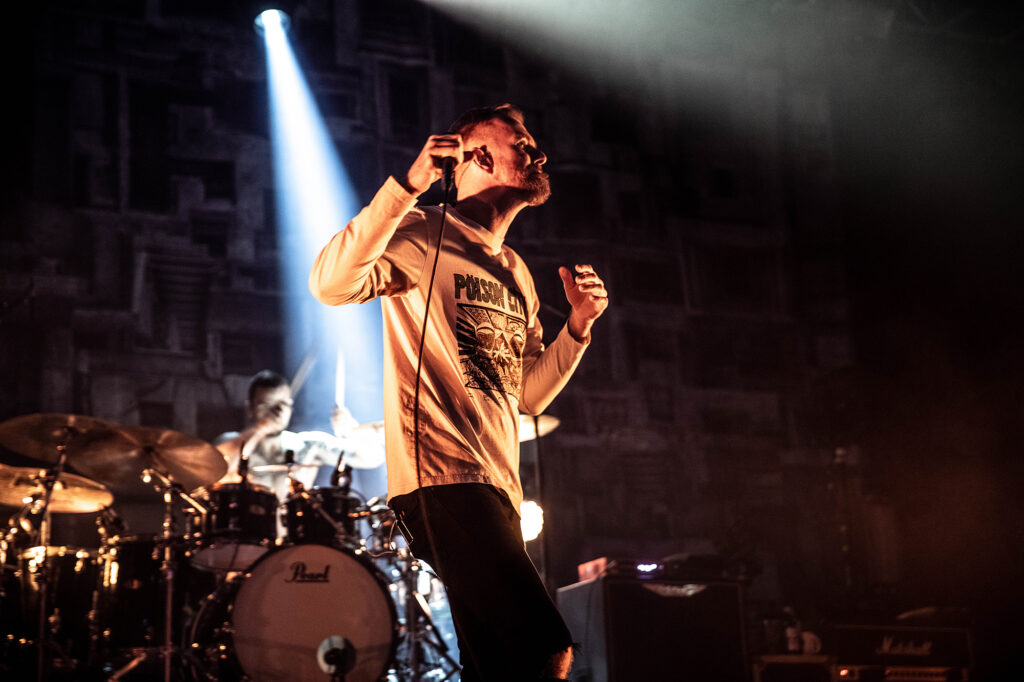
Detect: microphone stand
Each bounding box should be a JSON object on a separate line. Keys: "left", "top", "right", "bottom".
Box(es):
{"left": 532, "top": 414, "right": 549, "bottom": 590}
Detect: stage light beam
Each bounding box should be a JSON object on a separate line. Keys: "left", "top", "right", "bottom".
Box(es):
{"left": 258, "top": 7, "right": 385, "bottom": 429}
{"left": 254, "top": 9, "right": 290, "bottom": 36}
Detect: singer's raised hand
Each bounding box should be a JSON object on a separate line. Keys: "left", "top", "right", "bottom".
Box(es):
{"left": 559, "top": 264, "right": 609, "bottom": 342}
{"left": 403, "top": 134, "right": 464, "bottom": 195}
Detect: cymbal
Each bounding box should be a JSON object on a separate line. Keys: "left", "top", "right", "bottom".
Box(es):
{"left": 0, "top": 413, "right": 123, "bottom": 463}
{"left": 344, "top": 446, "right": 385, "bottom": 469}
{"left": 342, "top": 423, "right": 385, "bottom": 469}
{"left": 251, "top": 462, "right": 322, "bottom": 474}
{"left": 0, "top": 464, "right": 113, "bottom": 513}
{"left": 353, "top": 420, "right": 384, "bottom": 437}
{"left": 70, "top": 425, "right": 227, "bottom": 494}
{"left": 518, "top": 414, "right": 560, "bottom": 442}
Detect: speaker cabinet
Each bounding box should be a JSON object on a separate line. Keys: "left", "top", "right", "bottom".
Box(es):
{"left": 753, "top": 655, "right": 837, "bottom": 682}
{"left": 557, "top": 577, "right": 748, "bottom": 682}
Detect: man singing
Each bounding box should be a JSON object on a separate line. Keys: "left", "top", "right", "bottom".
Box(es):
{"left": 309, "top": 104, "right": 608, "bottom": 681}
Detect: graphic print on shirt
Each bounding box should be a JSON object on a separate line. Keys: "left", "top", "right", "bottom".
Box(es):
{"left": 453, "top": 273, "right": 528, "bottom": 396}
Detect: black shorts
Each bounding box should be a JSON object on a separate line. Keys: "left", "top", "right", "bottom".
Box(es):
{"left": 390, "top": 483, "right": 573, "bottom": 681}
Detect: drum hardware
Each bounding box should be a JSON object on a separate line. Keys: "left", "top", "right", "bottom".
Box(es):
{"left": 100, "top": 466, "right": 204, "bottom": 682}
{"left": 347, "top": 498, "right": 397, "bottom": 559}
{"left": 390, "top": 549, "right": 459, "bottom": 682}
{"left": 94, "top": 533, "right": 218, "bottom": 678}
{"left": 0, "top": 413, "right": 121, "bottom": 682}
{"left": 95, "top": 505, "right": 127, "bottom": 543}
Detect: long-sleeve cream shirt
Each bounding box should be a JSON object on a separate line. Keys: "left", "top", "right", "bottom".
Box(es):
{"left": 310, "top": 177, "right": 588, "bottom": 514}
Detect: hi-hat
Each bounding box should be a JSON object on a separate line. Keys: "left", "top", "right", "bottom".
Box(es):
{"left": 0, "top": 464, "right": 113, "bottom": 513}
{"left": 251, "top": 462, "right": 322, "bottom": 474}
{"left": 351, "top": 415, "right": 559, "bottom": 444}
{"left": 70, "top": 425, "right": 227, "bottom": 494}
{"left": 518, "top": 414, "right": 560, "bottom": 442}
{"left": 0, "top": 413, "right": 123, "bottom": 464}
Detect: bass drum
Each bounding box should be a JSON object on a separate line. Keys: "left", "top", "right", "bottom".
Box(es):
{"left": 187, "top": 543, "right": 397, "bottom": 682}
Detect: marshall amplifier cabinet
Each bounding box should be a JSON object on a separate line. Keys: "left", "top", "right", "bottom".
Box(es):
{"left": 557, "top": 576, "right": 747, "bottom": 682}
{"left": 831, "top": 624, "right": 973, "bottom": 681}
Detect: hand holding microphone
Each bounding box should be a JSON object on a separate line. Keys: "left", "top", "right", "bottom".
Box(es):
{"left": 403, "top": 134, "right": 465, "bottom": 195}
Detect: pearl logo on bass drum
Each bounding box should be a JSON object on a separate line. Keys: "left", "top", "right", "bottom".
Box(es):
{"left": 285, "top": 561, "right": 331, "bottom": 583}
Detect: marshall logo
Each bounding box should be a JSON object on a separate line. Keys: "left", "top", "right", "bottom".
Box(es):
{"left": 875, "top": 636, "right": 933, "bottom": 657}
{"left": 285, "top": 562, "right": 331, "bottom": 583}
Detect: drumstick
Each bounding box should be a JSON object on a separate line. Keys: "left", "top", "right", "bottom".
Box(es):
{"left": 289, "top": 344, "right": 318, "bottom": 398}
{"left": 334, "top": 347, "right": 346, "bottom": 408}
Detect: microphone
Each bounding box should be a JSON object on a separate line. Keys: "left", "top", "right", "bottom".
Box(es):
{"left": 441, "top": 156, "right": 456, "bottom": 195}
{"left": 330, "top": 445, "right": 351, "bottom": 487}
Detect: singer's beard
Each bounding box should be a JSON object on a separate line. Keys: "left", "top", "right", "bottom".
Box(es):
{"left": 515, "top": 170, "right": 551, "bottom": 206}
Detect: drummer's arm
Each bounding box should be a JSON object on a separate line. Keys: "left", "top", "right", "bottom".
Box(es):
{"left": 299, "top": 436, "right": 346, "bottom": 467}
{"left": 212, "top": 418, "right": 274, "bottom": 481}
{"left": 214, "top": 437, "right": 244, "bottom": 483}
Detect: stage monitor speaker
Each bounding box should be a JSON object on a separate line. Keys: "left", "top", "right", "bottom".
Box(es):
{"left": 557, "top": 577, "right": 748, "bottom": 682}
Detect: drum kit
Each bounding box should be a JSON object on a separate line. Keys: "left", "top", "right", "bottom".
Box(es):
{"left": 0, "top": 413, "right": 461, "bottom": 682}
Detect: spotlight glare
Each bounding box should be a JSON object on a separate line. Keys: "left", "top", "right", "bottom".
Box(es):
{"left": 254, "top": 9, "right": 290, "bottom": 36}
{"left": 520, "top": 500, "right": 544, "bottom": 542}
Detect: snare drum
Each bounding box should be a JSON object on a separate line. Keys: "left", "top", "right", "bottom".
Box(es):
{"left": 190, "top": 482, "right": 279, "bottom": 571}
{"left": 186, "top": 543, "right": 397, "bottom": 682}
{"left": 282, "top": 486, "right": 361, "bottom": 545}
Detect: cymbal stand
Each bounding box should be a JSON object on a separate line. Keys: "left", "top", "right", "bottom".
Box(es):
{"left": 105, "top": 466, "right": 204, "bottom": 682}
{"left": 393, "top": 549, "right": 459, "bottom": 682}
{"left": 31, "top": 427, "right": 74, "bottom": 682}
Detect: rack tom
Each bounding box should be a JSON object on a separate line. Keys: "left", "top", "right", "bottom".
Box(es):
{"left": 282, "top": 486, "right": 361, "bottom": 545}
{"left": 190, "top": 482, "right": 279, "bottom": 571}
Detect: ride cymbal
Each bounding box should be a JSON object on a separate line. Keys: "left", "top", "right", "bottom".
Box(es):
{"left": 70, "top": 426, "right": 227, "bottom": 494}
{"left": 0, "top": 413, "right": 123, "bottom": 464}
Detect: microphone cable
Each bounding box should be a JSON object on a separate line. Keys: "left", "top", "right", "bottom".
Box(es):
{"left": 406, "top": 156, "right": 488, "bottom": 671}
{"left": 408, "top": 161, "right": 469, "bottom": 673}
{"left": 412, "top": 157, "right": 456, "bottom": 490}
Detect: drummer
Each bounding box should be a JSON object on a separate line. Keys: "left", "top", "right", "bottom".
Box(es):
{"left": 211, "top": 370, "right": 381, "bottom": 503}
